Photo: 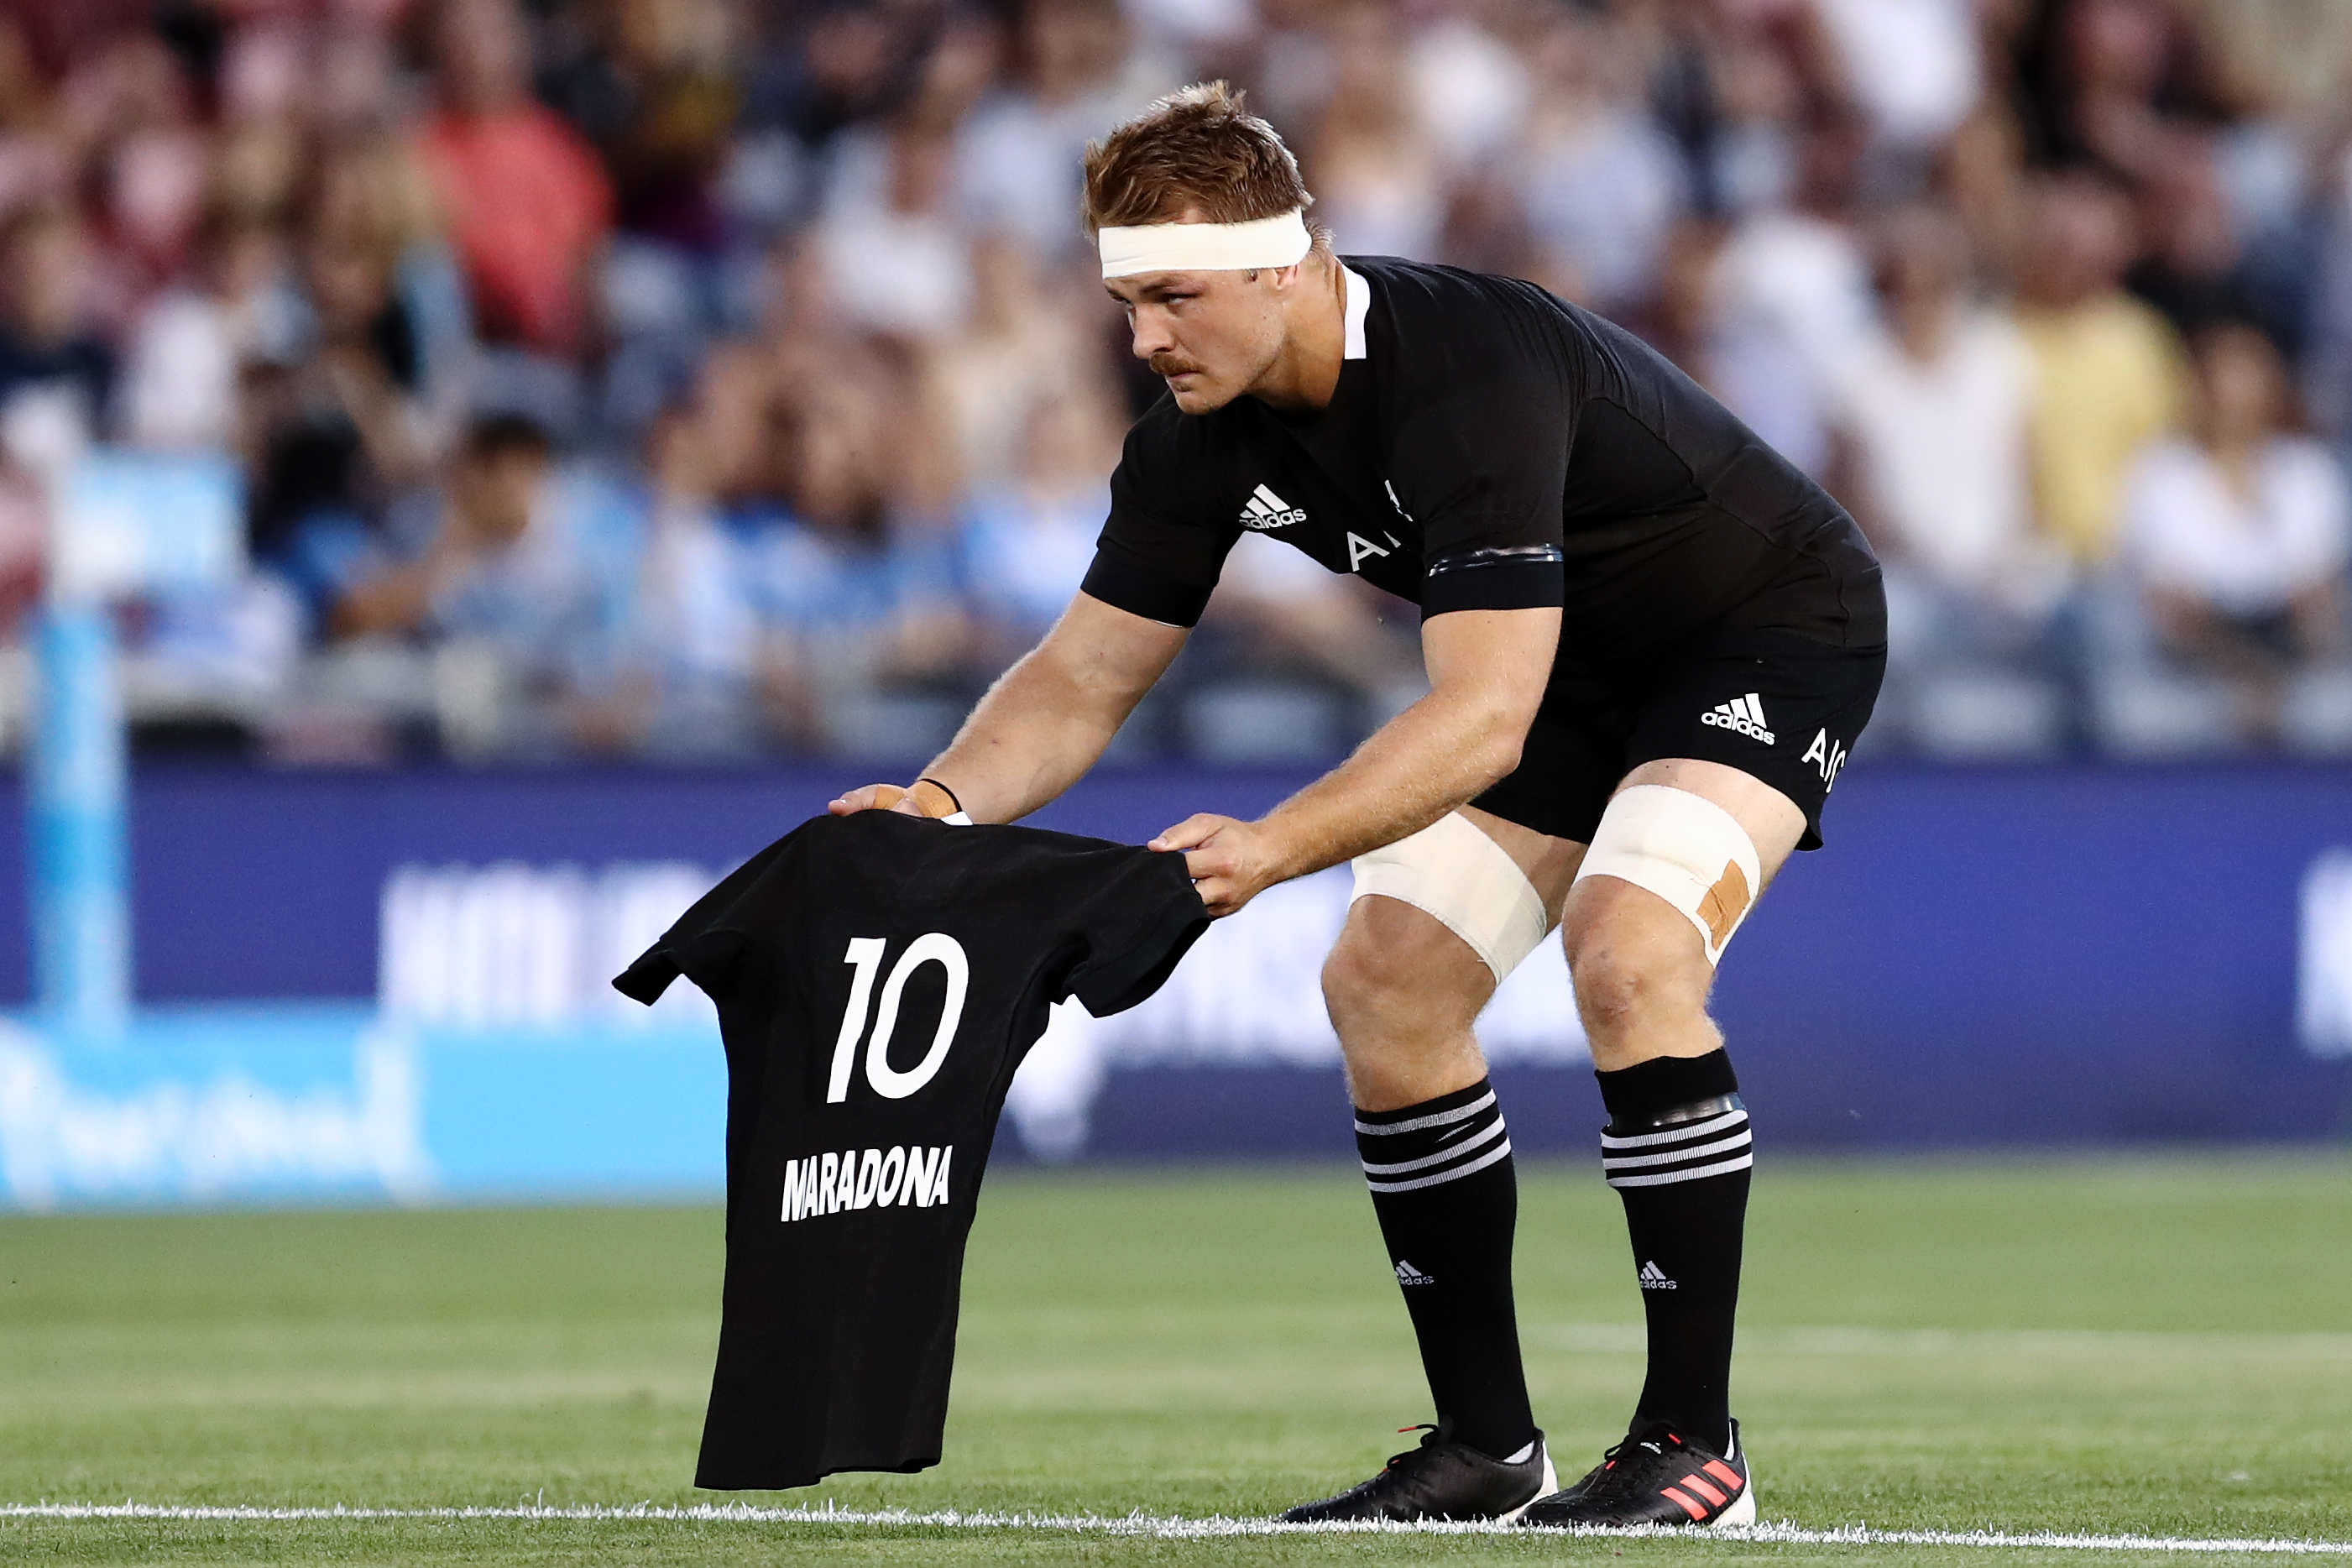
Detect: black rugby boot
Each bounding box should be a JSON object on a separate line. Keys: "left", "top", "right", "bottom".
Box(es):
{"left": 1518, "top": 1419, "right": 1754, "bottom": 1529}
{"left": 1278, "top": 1423, "right": 1555, "bottom": 1524}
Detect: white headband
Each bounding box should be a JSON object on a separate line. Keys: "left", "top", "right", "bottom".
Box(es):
{"left": 1097, "top": 210, "right": 1313, "bottom": 279}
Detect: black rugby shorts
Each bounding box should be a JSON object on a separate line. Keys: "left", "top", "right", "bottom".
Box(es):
{"left": 1471, "top": 629, "right": 1886, "bottom": 852}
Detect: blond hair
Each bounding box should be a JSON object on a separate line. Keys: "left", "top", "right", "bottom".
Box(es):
{"left": 1081, "top": 82, "right": 1316, "bottom": 241}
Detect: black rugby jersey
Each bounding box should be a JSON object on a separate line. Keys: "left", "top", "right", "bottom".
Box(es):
{"left": 614, "top": 811, "right": 1208, "bottom": 1490}
{"left": 1083, "top": 255, "right": 1884, "bottom": 666}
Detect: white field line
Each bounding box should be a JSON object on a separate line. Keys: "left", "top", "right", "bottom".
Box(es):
{"left": 1537, "top": 1324, "right": 2352, "bottom": 1361}
{"left": 6, "top": 1503, "right": 2351, "bottom": 1553}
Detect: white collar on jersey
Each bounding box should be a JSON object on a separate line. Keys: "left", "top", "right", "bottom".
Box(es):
{"left": 1342, "top": 265, "right": 1369, "bottom": 361}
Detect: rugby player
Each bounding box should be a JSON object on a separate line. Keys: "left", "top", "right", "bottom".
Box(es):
{"left": 832, "top": 83, "right": 1884, "bottom": 1528}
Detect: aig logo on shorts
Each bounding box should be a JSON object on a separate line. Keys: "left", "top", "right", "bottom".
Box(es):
{"left": 1805, "top": 728, "right": 1848, "bottom": 790}
{"left": 1701, "top": 693, "right": 1775, "bottom": 746}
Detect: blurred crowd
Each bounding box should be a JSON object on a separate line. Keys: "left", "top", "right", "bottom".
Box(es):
{"left": 3, "top": 0, "right": 2352, "bottom": 764}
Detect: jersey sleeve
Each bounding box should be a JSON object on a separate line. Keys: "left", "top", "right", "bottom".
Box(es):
{"left": 1382, "top": 288, "right": 1574, "bottom": 618}
{"left": 1057, "top": 849, "right": 1212, "bottom": 1017}
{"left": 611, "top": 834, "right": 795, "bottom": 1002}
{"left": 1079, "top": 405, "right": 1242, "bottom": 628}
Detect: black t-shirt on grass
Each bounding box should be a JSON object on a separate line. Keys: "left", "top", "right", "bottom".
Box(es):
{"left": 614, "top": 811, "right": 1209, "bottom": 1490}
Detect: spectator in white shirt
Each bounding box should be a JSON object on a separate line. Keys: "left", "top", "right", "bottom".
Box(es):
{"left": 1827, "top": 206, "right": 2069, "bottom": 661}
{"left": 1709, "top": 111, "right": 1876, "bottom": 478}
{"left": 955, "top": 0, "right": 1145, "bottom": 260}
{"left": 2119, "top": 323, "right": 2349, "bottom": 734}
{"left": 1513, "top": 11, "right": 1688, "bottom": 313}
{"left": 613, "top": 398, "right": 760, "bottom": 757}
{"left": 1306, "top": 5, "right": 1450, "bottom": 264}
{"left": 1810, "top": 0, "right": 1981, "bottom": 160}
{"left": 122, "top": 202, "right": 298, "bottom": 453}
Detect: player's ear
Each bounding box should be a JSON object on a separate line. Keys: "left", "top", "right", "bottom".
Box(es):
{"left": 1247, "top": 265, "right": 1289, "bottom": 304}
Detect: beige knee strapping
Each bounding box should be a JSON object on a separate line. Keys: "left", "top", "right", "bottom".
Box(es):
{"left": 1350, "top": 811, "right": 1553, "bottom": 980}
{"left": 1572, "top": 784, "right": 1762, "bottom": 965}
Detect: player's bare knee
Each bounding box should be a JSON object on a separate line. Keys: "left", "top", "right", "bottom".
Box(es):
{"left": 1565, "top": 905, "right": 1715, "bottom": 1050}
{"left": 1319, "top": 929, "right": 1393, "bottom": 1035}
{"left": 1569, "top": 938, "right": 1663, "bottom": 1042}
{"left": 1323, "top": 915, "right": 1463, "bottom": 1039}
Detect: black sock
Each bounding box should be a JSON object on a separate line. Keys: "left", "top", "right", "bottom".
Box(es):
{"left": 1355, "top": 1079, "right": 1536, "bottom": 1461}
{"left": 1594, "top": 1050, "right": 1751, "bottom": 1455}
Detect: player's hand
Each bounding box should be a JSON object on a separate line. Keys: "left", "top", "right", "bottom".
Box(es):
{"left": 1150, "top": 813, "right": 1283, "bottom": 917}
{"left": 828, "top": 783, "right": 932, "bottom": 818}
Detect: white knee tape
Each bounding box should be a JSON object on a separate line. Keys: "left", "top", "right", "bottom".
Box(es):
{"left": 1573, "top": 784, "right": 1761, "bottom": 965}
{"left": 1351, "top": 811, "right": 1553, "bottom": 980}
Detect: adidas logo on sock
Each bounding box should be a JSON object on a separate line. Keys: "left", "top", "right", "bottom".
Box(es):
{"left": 1239, "top": 483, "right": 1308, "bottom": 531}
{"left": 1394, "top": 1258, "right": 1436, "bottom": 1286}
{"left": 1700, "top": 693, "right": 1775, "bottom": 745}
{"left": 1639, "top": 1260, "right": 1678, "bottom": 1290}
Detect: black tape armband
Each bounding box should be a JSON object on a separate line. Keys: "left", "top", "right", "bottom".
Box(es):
{"left": 1419, "top": 545, "right": 1567, "bottom": 619}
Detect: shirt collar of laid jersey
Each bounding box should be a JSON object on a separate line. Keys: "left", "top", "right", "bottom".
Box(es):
{"left": 1230, "top": 264, "right": 1417, "bottom": 590}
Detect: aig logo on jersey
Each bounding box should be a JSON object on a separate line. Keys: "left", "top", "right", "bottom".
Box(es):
{"left": 1701, "top": 693, "right": 1776, "bottom": 745}
{"left": 1239, "top": 483, "right": 1307, "bottom": 531}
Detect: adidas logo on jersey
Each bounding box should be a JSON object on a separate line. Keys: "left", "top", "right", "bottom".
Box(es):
{"left": 1639, "top": 1260, "right": 1678, "bottom": 1290}
{"left": 1394, "top": 1258, "right": 1436, "bottom": 1286}
{"left": 1240, "top": 483, "right": 1308, "bottom": 531}
{"left": 1701, "top": 693, "right": 1775, "bottom": 745}
{"left": 781, "top": 1144, "right": 953, "bottom": 1223}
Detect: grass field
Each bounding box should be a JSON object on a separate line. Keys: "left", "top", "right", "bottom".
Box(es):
{"left": 5, "top": 1157, "right": 2351, "bottom": 1565}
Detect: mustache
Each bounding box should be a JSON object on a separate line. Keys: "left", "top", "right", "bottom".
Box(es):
{"left": 1150, "top": 353, "right": 1203, "bottom": 378}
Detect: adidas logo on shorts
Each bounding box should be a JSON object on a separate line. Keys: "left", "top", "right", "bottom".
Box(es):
{"left": 1239, "top": 483, "right": 1308, "bottom": 531}
{"left": 1638, "top": 1260, "right": 1678, "bottom": 1290}
{"left": 1701, "top": 693, "right": 1775, "bottom": 745}
{"left": 1394, "top": 1258, "right": 1436, "bottom": 1286}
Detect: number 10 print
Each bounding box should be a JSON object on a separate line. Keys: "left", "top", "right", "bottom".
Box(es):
{"left": 825, "top": 934, "right": 971, "bottom": 1103}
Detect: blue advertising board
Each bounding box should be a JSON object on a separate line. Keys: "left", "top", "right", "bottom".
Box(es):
{"left": 0, "top": 1006, "right": 725, "bottom": 1210}
{"left": 0, "top": 759, "right": 2347, "bottom": 1209}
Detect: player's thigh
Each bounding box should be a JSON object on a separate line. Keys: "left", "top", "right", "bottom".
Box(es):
{"left": 1615, "top": 757, "right": 1806, "bottom": 888}
{"left": 1563, "top": 629, "right": 1884, "bottom": 970}
{"left": 1557, "top": 760, "right": 1801, "bottom": 1014}
{"left": 1457, "top": 802, "right": 1586, "bottom": 914}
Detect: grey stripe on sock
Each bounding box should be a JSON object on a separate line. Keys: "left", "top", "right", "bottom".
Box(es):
{"left": 1600, "top": 1128, "right": 1752, "bottom": 1173}
{"left": 1605, "top": 1152, "right": 1755, "bottom": 1189}
{"left": 1366, "top": 1137, "right": 1513, "bottom": 1194}
{"left": 1354, "top": 1089, "right": 1498, "bottom": 1137}
{"left": 1598, "top": 1108, "right": 1748, "bottom": 1150}
{"left": 1360, "top": 1115, "right": 1508, "bottom": 1177}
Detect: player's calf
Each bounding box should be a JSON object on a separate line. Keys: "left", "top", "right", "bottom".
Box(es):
{"left": 1585, "top": 1047, "right": 1754, "bottom": 1456}
{"left": 1309, "top": 881, "right": 1547, "bottom": 1519}
{"left": 1552, "top": 781, "right": 1766, "bottom": 1518}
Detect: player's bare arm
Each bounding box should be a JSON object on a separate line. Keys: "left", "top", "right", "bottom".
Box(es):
{"left": 828, "top": 592, "right": 1185, "bottom": 823}
{"left": 1151, "top": 606, "right": 1560, "bottom": 916}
